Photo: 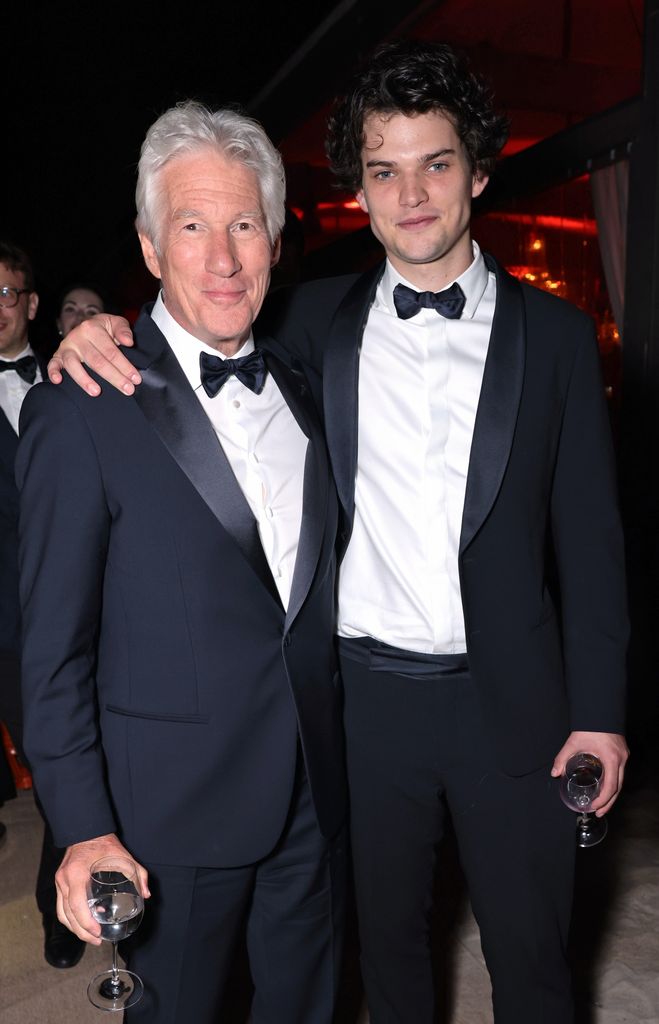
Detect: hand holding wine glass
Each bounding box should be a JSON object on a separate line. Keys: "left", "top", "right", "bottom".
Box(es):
{"left": 86, "top": 854, "right": 145, "bottom": 1011}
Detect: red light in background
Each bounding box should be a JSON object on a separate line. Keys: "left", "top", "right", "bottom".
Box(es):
{"left": 484, "top": 212, "right": 598, "bottom": 236}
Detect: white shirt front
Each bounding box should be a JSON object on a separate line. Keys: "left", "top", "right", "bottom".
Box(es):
{"left": 151, "top": 295, "right": 307, "bottom": 610}
{"left": 0, "top": 345, "right": 43, "bottom": 434}
{"left": 337, "top": 243, "right": 495, "bottom": 654}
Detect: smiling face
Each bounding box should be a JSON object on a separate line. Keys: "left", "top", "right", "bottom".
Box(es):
{"left": 356, "top": 109, "right": 488, "bottom": 290}
{"left": 139, "top": 148, "right": 280, "bottom": 355}
{"left": 57, "top": 287, "right": 104, "bottom": 338}
{"left": 0, "top": 264, "right": 39, "bottom": 358}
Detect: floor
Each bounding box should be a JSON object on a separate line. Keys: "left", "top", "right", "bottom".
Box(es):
{"left": 1, "top": 765, "right": 657, "bottom": 1023}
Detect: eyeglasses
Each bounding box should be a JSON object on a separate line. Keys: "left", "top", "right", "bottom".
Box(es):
{"left": 0, "top": 286, "right": 31, "bottom": 308}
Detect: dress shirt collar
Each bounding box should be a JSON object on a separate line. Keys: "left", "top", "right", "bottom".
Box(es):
{"left": 375, "top": 240, "right": 489, "bottom": 322}
{"left": 150, "top": 291, "right": 255, "bottom": 391}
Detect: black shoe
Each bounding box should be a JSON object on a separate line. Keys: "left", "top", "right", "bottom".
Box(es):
{"left": 0, "top": 821, "right": 6, "bottom": 848}
{"left": 43, "top": 914, "right": 86, "bottom": 969}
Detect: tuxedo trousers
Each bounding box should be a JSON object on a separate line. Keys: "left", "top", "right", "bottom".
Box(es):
{"left": 339, "top": 637, "right": 576, "bottom": 1024}
{"left": 123, "top": 761, "right": 345, "bottom": 1024}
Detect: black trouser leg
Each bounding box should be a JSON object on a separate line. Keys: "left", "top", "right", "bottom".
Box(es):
{"left": 341, "top": 648, "right": 576, "bottom": 1024}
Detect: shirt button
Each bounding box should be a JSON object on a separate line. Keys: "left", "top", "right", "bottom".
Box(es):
{"left": 265, "top": 506, "right": 274, "bottom": 519}
{"left": 250, "top": 452, "right": 259, "bottom": 465}
{"left": 232, "top": 399, "right": 240, "bottom": 409}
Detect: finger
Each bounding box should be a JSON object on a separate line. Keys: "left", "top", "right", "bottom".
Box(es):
{"left": 60, "top": 347, "right": 139, "bottom": 396}
{"left": 112, "top": 324, "right": 137, "bottom": 349}
{"left": 68, "top": 335, "right": 142, "bottom": 384}
{"left": 68, "top": 889, "right": 103, "bottom": 944}
{"left": 594, "top": 790, "right": 619, "bottom": 816}
{"left": 57, "top": 887, "right": 101, "bottom": 944}
{"left": 47, "top": 357, "right": 64, "bottom": 384}
{"left": 591, "top": 755, "right": 624, "bottom": 812}
{"left": 136, "top": 864, "right": 151, "bottom": 900}
{"left": 591, "top": 781, "right": 617, "bottom": 812}
{"left": 58, "top": 354, "right": 102, "bottom": 396}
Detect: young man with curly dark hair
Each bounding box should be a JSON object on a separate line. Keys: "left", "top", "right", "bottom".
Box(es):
{"left": 48, "top": 40, "right": 628, "bottom": 1024}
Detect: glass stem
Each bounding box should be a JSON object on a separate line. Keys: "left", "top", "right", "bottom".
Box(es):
{"left": 111, "top": 940, "right": 119, "bottom": 981}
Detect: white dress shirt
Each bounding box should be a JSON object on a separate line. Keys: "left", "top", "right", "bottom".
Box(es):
{"left": 151, "top": 295, "right": 307, "bottom": 610}
{"left": 0, "top": 345, "right": 43, "bottom": 434}
{"left": 337, "top": 242, "right": 495, "bottom": 654}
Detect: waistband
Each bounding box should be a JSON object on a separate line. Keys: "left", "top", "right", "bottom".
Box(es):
{"left": 337, "top": 635, "right": 469, "bottom": 678}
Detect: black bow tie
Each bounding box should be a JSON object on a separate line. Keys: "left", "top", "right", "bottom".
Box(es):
{"left": 0, "top": 354, "right": 37, "bottom": 384}
{"left": 200, "top": 349, "right": 267, "bottom": 398}
{"left": 393, "top": 281, "right": 466, "bottom": 321}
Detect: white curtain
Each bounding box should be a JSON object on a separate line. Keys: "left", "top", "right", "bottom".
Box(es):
{"left": 590, "top": 160, "right": 629, "bottom": 337}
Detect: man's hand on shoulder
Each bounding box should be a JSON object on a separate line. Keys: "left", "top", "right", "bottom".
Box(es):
{"left": 55, "top": 833, "right": 151, "bottom": 944}
{"left": 551, "top": 731, "right": 629, "bottom": 816}
{"left": 48, "top": 314, "right": 140, "bottom": 397}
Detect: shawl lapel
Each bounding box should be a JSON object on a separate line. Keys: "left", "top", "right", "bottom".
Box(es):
{"left": 264, "top": 345, "right": 330, "bottom": 629}
{"left": 322, "top": 263, "right": 383, "bottom": 520}
{"left": 130, "top": 311, "right": 282, "bottom": 608}
{"left": 459, "top": 256, "right": 526, "bottom": 553}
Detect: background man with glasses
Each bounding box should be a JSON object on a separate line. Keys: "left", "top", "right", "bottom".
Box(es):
{"left": 0, "top": 242, "right": 85, "bottom": 970}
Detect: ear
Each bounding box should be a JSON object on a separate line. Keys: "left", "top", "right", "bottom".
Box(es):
{"left": 27, "top": 292, "right": 39, "bottom": 322}
{"left": 472, "top": 172, "right": 489, "bottom": 200}
{"left": 356, "top": 188, "right": 368, "bottom": 214}
{"left": 270, "top": 234, "right": 282, "bottom": 268}
{"left": 139, "top": 233, "right": 162, "bottom": 280}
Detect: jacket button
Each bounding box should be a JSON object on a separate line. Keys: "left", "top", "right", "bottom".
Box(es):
{"left": 283, "top": 633, "right": 292, "bottom": 647}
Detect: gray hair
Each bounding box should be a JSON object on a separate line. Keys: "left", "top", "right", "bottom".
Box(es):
{"left": 135, "top": 101, "right": 286, "bottom": 250}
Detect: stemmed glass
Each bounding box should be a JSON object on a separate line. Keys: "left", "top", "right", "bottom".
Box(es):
{"left": 86, "top": 855, "right": 145, "bottom": 1011}
{"left": 559, "top": 751, "right": 608, "bottom": 848}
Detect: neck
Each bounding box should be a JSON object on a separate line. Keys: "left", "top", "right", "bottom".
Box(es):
{"left": 391, "top": 237, "right": 474, "bottom": 292}
{"left": 206, "top": 338, "right": 245, "bottom": 357}
{"left": 0, "top": 339, "right": 29, "bottom": 360}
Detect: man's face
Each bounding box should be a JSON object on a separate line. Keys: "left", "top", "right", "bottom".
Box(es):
{"left": 0, "top": 264, "right": 38, "bottom": 358}
{"left": 356, "top": 110, "right": 488, "bottom": 288}
{"left": 139, "top": 149, "right": 280, "bottom": 354}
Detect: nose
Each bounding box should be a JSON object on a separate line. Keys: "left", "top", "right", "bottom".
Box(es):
{"left": 207, "top": 232, "right": 241, "bottom": 276}
{"left": 398, "top": 171, "right": 428, "bottom": 208}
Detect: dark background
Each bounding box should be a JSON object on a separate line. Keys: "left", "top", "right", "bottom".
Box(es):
{"left": 5, "top": 0, "right": 643, "bottom": 347}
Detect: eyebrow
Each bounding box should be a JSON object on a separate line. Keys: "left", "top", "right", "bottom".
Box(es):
{"left": 365, "top": 148, "right": 456, "bottom": 169}
{"left": 172, "top": 208, "right": 264, "bottom": 220}
{"left": 172, "top": 208, "right": 205, "bottom": 220}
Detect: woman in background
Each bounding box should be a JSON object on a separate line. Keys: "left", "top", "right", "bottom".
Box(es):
{"left": 56, "top": 283, "right": 105, "bottom": 338}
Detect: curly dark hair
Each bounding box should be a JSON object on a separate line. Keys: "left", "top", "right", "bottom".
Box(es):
{"left": 326, "top": 40, "right": 510, "bottom": 192}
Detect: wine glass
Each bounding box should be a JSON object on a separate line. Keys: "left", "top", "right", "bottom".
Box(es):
{"left": 559, "top": 751, "right": 608, "bottom": 848}
{"left": 86, "top": 855, "right": 144, "bottom": 1011}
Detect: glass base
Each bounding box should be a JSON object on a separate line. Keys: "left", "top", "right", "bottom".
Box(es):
{"left": 576, "top": 812, "right": 608, "bottom": 848}
{"left": 88, "top": 968, "right": 144, "bottom": 1012}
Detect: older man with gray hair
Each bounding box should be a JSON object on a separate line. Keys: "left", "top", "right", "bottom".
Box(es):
{"left": 17, "top": 102, "right": 346, "bottom": 1023}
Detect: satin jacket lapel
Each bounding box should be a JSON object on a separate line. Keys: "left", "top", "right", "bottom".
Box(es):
{"left": 460, "top": 256, "right": 526, "bottom": 554}
{"left": 265, "top": 347, "right": 329, "bottom": 628}
{"left": 323, "top": 263, "right": 384, "bottom": 520}
{"left": 130, "top": 311, "right": 282, "bottom": 608}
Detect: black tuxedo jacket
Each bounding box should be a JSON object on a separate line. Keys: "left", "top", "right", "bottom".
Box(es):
{"left": 17, "top": 310, "right": 345, "bottom": 865}
{"left": 259, "top": 254, "right": 628, "bottom": 776}
{"left": 0, "top": 355, "right": 47, "bottom": 733}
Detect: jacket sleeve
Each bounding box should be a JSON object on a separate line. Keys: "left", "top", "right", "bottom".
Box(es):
{"left": 549, "top": 321, "right": 629, "bottom": 733}
{"left": 16, "top": 383, "right": 117, "bottom": 847}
